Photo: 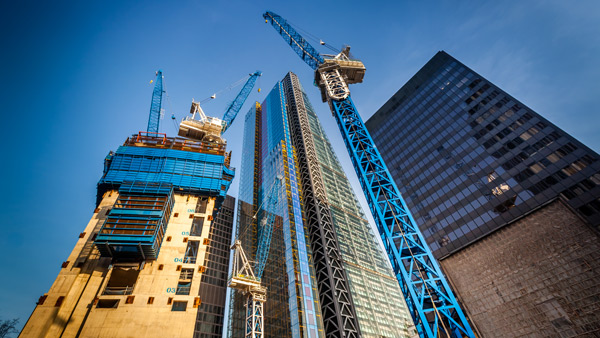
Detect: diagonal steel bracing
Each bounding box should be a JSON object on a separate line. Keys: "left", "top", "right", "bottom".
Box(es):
{"left": 283, "top": 73, "right": 361, "bottom": 338}
{"left": 329, "top": 96, "right": 474, "bottom": 338}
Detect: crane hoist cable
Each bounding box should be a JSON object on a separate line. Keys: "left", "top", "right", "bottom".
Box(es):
{"left": 199, "top": 74, "right": 253, "bottom": 105}
{"left": 161, "top": 75, "right": 176, "bottom": 134}
{"left": 285, "top": 18, "right": 340, "bottom": 54}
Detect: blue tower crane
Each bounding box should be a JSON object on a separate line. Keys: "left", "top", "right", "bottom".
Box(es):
{"left": 263, "top": 11, "right": 475, "bottom": 338}
{"left": 147, "top": 70, "right": 164, "bottom": 133}
{"left": 221, "top": 71, "right": 262, "bottom": 133}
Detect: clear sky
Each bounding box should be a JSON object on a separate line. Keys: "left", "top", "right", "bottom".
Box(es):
{"left": 1, "top": 0, "right": 599, "bottom": 332}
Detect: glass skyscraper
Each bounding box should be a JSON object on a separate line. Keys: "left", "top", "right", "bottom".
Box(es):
{"left": 366, "top": 51, "right": 600, "bottom": 259}
{"left": 230, "top": 72, "right": 413, "bottom": 338}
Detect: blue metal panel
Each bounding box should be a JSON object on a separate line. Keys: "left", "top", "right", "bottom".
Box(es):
{"left": 95, "top": 181, "right": 174, "bottom": 260}
{"left": 330, "top": 97, "right": 475, "bottom": 338}
{"left": 110, "top": 209, "right": 163, "bottom": 217}
{"left": 99, "top": 146, "right": 234, "bottom": 198}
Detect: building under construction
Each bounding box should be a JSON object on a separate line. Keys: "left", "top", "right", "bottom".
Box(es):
{"left": 229, "top": 72, "right": 414, "bottom": 338}
{"left": 19, "top": 69, "right": 247, "bottom": 338}
{"left": 19, "top": 131, "right": 236, "bottom": 338}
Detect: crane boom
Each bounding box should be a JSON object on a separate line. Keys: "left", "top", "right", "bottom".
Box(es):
{"left": 254, "top": 176, "right": 282, "bottom": 279}
{"left": 222, "top": 71, "right": 262, "bottom": 133}
{"left": 263, "top": 12, "right": 324, "bottom": 70}
{"left": 263, "top": 11, "right": 475, "bottom": 338}
{"left": 147, "top": 70, "right": 164, "bottom": 133}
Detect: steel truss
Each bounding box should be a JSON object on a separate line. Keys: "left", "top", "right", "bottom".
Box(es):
{"left": 147, "top": 70, "right": 164, "bottom": 133}
{"left": 283, "top": 73, "right": 361, "bottom": 338}
{"left": 245, "top": 292, "right": 265, "bottom": 338}
{"left": 330, "top": 96, "right": 474, "bottom": 338}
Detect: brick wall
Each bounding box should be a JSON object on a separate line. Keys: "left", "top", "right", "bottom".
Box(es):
{"left": 441, "top": 199, "right": 600, "bottom": 337}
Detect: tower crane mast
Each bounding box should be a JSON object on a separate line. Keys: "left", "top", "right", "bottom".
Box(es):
{"left": 147, "top": 70, "right": 164, "bottom": 133}
{"left": 263, "top": 11, "right": 475, "bottom": 338}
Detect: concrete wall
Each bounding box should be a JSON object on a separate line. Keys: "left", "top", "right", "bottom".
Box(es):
{"left": 441, "top": 199, "right": 600, "bottom": 337}
{"left": 20, "top": 192, "right": 222, "bottom": 338}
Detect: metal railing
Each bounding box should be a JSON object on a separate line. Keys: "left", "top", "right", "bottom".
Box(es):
{"left": 176, "top": 286, "right": 191, "bottom": 295}
{"left": 103, "top": 286, "right": 134, "bottom": 295}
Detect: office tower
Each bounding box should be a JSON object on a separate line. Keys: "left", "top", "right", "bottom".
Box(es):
{"left": 230, "top": 72, "right": 413, "bottom": 338}
{"left": 366, "top": 51, "right": 600, "bottom": 336}
{"left": 21, "top": 132, "right": 236, "bottom": 338}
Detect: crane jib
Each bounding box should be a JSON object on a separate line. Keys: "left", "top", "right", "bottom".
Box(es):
{"left": 221, "top": 71, "right": 261, "bottom": 133}
{"left": 264, "top": 11, "right": 324, "bottom": 70}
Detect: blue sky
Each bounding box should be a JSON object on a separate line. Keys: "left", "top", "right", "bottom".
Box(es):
{"left": 1, "top": 0, "right": 599, "bottom": 332}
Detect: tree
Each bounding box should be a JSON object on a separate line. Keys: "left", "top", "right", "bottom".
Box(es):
{"left": 0, "top": 318, "right": 19, "bottom": 338}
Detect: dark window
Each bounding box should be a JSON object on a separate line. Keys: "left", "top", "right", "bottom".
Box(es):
{"left": 588, "top": 200, "right": 600, "bottom": 213}
{"left": 104, "top": 266, "right": 139, "bottom": 295}
{"left": 196, "top": 197, "right": 208, "bottom": 213}
{"left": 97, "top": 299, "right": 119, "bottom": 308}
{"left": 578, "top": 205, "right": 596, "bottom": 217}
{"left": 176, "top": 267, "right": 194, "bottom": 295}
{"left": 556, "top": 143, "right": 577, "bottom": 157}
{"left": 172, "top": 301, "right": 188, "bottom": 311}
{"left": 176, "top": 282, "right": 191, "bottom": 295}
{"left": 37, "top": 295, "right": 47, "bottom": 305}
{"left": 468, "top": 79, "right": 481, "bottom": 89}
{"left": 561, "top": 189, "right": 577, "bottom": 200}
{"left": 191, "top": 217, "right": 204, "bottom": 237}
{"left": 580, "top": 179, "right": 596, "bottom": 190}
{"left": 184, "top": 241, "right": 200, "bottom": 264}
{"left": 544, "top": 175, "right": 559, "bottom": 186}
{"left": 582, "top": 155, "right": 597, "bottom": 165}
{"left": 180, "top": 268, "right": 194, "bottom": 280}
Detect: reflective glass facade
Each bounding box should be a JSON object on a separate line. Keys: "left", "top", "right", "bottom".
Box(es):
{"left": 231, "top": 84, "right": 323, "bottom": 338}
{"left": 366, "top": 51, "right": 600, "bottom": 258}
{"left": 231, "top": 73, "right": 413, "bottom": 338}
{"left": 289, "top": 77, "right": 413, "bottom": 337}
{"left": 195, "top": 195, "right": 235, "bottom": 338}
